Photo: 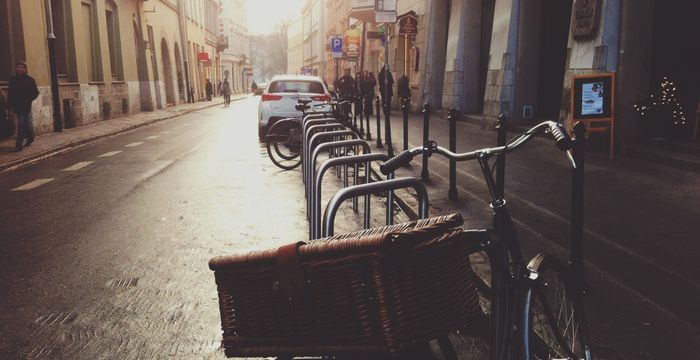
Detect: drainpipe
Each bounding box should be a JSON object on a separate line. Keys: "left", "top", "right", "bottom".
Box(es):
{"left": 177, "top": 0, "right": 193, "bottom": 103}
{"left": 504, "top": 0, "right": 521, "bottom": 119}
{"left": 44, "top": 0, "right": 62, "bottom": 132}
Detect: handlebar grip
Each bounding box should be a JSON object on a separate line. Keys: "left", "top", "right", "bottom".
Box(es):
{"left": 547, "top": 123, "right": 573, "bottom": 151}
{"left": 380, "top": 150, "right": 415, "bottom": 175}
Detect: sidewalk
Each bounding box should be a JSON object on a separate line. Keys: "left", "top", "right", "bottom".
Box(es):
{"left": 0, "top": 94, "right": 247, "bottom": 172}
{"left": 359, "top": 108, "right": 700, "bottom": 359}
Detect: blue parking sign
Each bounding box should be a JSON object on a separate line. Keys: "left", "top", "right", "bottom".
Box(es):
{"left": 331, "top": 37, "right": 343, "bottom": 53}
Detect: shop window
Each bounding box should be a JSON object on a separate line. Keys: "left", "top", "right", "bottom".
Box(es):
{"left": 1, "top": 1, "right": 25, "bottom": 82}
{"left": 81, "top": 0, "right": 102, "bottom": 81}
{"left": 105, "top": 1, "right": 123, "bottom": 80}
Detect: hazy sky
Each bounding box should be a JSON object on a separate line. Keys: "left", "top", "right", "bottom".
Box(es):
{"left": 247, "top": 0, "right": 306, "bottom": 35}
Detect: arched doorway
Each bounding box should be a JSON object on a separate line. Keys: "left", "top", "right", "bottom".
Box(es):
{"left": 160, "top": 38, "right": 175, "bottom": 106}
{"left": 133, "top": 21, "right": 153, "bottom": 111}
{"left": 174, "top": 42, "right": 185, "bottom": 102}
{"left": 648, "top": 1, "right": 700, "bottom": 140}
{"left": 516, "top": 0, "right": 574, "bottom": 123}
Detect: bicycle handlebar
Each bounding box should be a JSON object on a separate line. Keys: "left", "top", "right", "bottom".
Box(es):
{"left": 379, "top": 121, "right": 573, "bottom": 175}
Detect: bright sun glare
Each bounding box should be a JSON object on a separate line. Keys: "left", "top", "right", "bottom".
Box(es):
{"left": 247, "top": 0, "right": 306, "bottom": 35}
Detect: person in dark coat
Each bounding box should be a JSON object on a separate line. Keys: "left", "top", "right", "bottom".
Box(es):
{"left": 336, "top": 68, "right": 356, "bottom": 99}
{"left": 7, "top": 61, "right": 39, "bottom": 151}
{"left": 205, "top": 79, "right": 213, "bottom": 101}
{"left": 354, "top": 71, "right": 364, "bottom": 119}
{"left": 363, "top": 70, "right": 377, "bottom": 117}
{"left": 378, "top": 65, "right": 394, "bottom": 100}
{"left": 379, "top": 65, "right": 394, "bottom": 116}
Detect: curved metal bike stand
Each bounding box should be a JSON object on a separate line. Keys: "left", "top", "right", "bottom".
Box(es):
{"left": 323, "top": 177, "right": 429, "bottom": 237}
{"left": 301, "top": 118, "right": 340, "bottom": 183}
{"left": 305, "top": 129, "right": 357, "bottom": 198}
{"left": 308, "top": 139, "right": 372, "bottom": 228}
{"left": 303, "top": 123, "right": 348, "bottom": 189}
{"left": 313, "top": 153, "right": 391, "bottom": 239}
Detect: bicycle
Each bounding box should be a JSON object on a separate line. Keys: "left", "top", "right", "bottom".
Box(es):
{"left": 265, "top": 98, "right": 354, "bottom": 170}
{"left": 378, "top": 121, "right": 592, "bottom": 360}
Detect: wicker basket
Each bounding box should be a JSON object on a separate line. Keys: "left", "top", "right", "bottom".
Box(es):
{"left": 208, "top": 213, "right": 483, "bottom": 358}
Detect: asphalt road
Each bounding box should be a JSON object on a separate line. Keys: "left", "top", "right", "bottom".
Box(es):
{"left": 0, "top": 97, "right": 315, "bottom": 359}
{"left": 2, "top": 96, "right": 699, "bottom": 359}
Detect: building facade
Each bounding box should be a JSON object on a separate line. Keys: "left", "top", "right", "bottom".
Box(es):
{"left": 287, "top": 16, "right": 304, "bottom": 75}
{"left": 219, "top": 0, "right": 252, "bottom": 94}
{"left": 338, "top": 0, "right": 699, "bottom": 147}
{"left": 0, "top": 0, "right": 238, "bottom": 140}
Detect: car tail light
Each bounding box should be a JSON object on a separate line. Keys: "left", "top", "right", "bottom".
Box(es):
{"left": 311, "top": 94, "right": 331, "bottom": 102}
{"left": 262, "top": 94, "right": 283, "bottom": 101}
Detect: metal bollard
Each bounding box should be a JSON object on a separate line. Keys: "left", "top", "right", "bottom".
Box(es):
{"left": 401, "top": 97, "right": 409, "bottom": 151}
{"left": 375, "top": 96, "right": 383, "bottom": 148}
{"left": 495, "top": 114, "right": 508, "bottom": 199}
{"left": 357, "top": 97, "right": 365, "bottom": 136}
{"left": 448, "top": 108, "right": 458, "bottom": 200}
{"left": 384, "top": 97, "right": 394, "bottom": 158}
{"left": 365, "top": 96, "right": 372, "bottom": 140}
{"left": 421, "top": 102, "right": 430, "bottom": 180}
{"left": 571, "top": 122, "right": 588, "bottom": 289}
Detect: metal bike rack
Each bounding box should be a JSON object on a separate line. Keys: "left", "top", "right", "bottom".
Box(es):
{"left": 307, "top": 139, "right": 372, "bottom": 217}
{"left": 305, "top": 129, "right": 358, "bottom": 196}
{"left": 312, "top": 153, "right": 391, "bottom": 239}
{"left": 303, "top": 123, "right": 348, "bottom": 188}
{"left": 323, "top": 177, "right": 429, "bottom": 237}
{"left": 308, "top": 141, "right": 373, "bottom": 237}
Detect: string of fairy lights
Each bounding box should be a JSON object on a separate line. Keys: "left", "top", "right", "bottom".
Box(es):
{"left": 634, "top": 76, "right": 688, "bottom": 126}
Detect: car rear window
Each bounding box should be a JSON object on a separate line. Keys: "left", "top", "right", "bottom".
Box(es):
{"left": 268, "top": 81, "right": 324, "bottom": 94}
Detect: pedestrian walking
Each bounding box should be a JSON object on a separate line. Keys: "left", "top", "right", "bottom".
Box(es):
{"left": 222, "top": 79, "right": 231, "bottom": 107}
{"left": 7, "top": 61, "right": 39, "bottom": 151}
{"left": 205, "top": 79, "right": 213, "bottom": 101}
{"left": 362, "top": 71, "right": 376, "bottom": 117}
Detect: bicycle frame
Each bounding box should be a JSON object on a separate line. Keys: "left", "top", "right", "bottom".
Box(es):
{"left": 379, "top": 120, "right": 591, "bottom": 360}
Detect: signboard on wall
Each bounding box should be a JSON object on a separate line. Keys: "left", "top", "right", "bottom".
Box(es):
{"left": 345, "top": 29, "right": 361, "bottom": 59}
{"left": 571, "top": 0, "right": 601, "bottom": 40}
{"left": 197, "top": 52, "right": 210, "bottom": 61}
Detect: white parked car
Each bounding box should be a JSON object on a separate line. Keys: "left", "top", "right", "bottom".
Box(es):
{"left": 257, "top": 75, "right": 331, "bottom": 141}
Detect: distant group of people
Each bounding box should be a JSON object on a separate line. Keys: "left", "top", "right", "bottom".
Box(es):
{"left": 334, "top": 66, "right": 411, "bottom": 118}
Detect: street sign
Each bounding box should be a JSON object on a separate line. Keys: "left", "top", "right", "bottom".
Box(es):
{"left": 331, "top": 37, "right": 343, "bottom": 58}
{"left": 398, "top": 12, "right": 418, "bottom": 34}
{"left": 376, "top": 11, "right": 397, "bottom": 23}
{"left": 375, "top": 0, "right": 397, "bottom": 23}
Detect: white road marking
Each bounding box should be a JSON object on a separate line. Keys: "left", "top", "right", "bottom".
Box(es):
{"left": 11, "top": 178, "right": 54, "bottom": 191}
{"left": 145, "top": 135, "right": 159, "bottom": 140}
{"left": 125, "top": 142, "right": 144, "bottom": 147}
{"left": 98, "top": 151, "right": 122, "bottom": 157}
{"left": 159, "top": 131, "right": 170, "bottom": 134}
{"left": 62, "top": 161, "right": 94, "bottom": 171}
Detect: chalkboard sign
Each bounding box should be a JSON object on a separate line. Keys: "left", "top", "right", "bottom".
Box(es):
{"left": 572, "top": 73, "right": 614, "bottom": 119}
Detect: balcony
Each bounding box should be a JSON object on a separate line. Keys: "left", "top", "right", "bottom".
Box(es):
{"left": 348, "top": 0, "right": 375, "bottom": 23}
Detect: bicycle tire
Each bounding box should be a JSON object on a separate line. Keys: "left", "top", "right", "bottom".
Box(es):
{"left": 265, "top": 120, "right": 302, "bottom": 170}
{"left": 523, "top": 254, "right": 592, "bottom": 360}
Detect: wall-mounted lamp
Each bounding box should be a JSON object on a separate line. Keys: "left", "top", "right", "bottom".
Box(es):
{"left": 144, "top": 40, "right": 150, "bottom": 49}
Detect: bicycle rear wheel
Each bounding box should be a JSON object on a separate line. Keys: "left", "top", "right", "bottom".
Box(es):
{"left": 265, "top": 120, "right": 302, "bottom": 170}
{"left": 523, "top": 254, "right": 592, "bottom": 360}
